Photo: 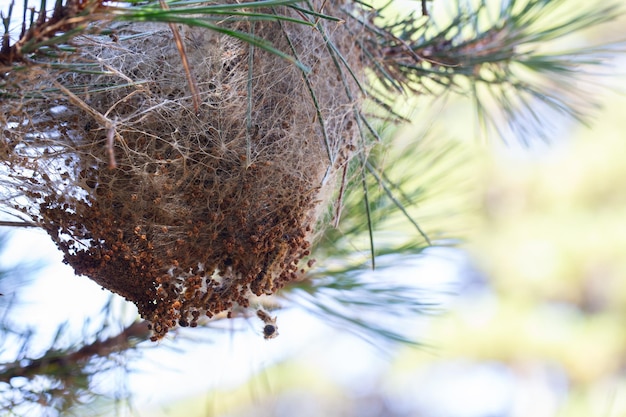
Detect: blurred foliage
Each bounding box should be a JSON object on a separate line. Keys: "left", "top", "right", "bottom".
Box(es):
{"left": 0, "top": 293, "right": 149, "bottom": 415}
{"left": 454, "top": 92, "right": 626, "bottom": 414}
{"left": 377, "top": 60, "right": 626, "bottom": 417}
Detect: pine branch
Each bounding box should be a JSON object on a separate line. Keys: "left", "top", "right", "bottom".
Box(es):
{"left": 0, "top": 0, "right": 316, "bottom": 71}
{"left": 0, "top": 321, "right": 150, "bottom": 383}
{"left": 0, "top": 320, "right": 150, "bottom": 415}
{"left": 354, "top": 0, "right": 623, "bottom": 141}
{"left": 0, "top": 221, "right": 39, "bottom": 227}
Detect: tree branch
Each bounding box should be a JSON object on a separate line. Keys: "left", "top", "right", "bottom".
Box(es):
{"left": 0, "top": 321, "right": 150, "bottom": 383}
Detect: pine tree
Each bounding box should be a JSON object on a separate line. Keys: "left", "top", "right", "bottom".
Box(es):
{"left": 0, "top": 0, "right": 622, "bottom": 414}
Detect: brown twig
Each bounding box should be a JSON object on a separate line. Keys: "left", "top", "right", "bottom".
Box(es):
{"left": 0, "top": 321, "right": 151, "bottom": 383}
{"left": 0, "top": 220, "right": 39, "bottom": 227}
{"left": 160, "top": 0, "right": 201, "bottom": 113}
{"left": 106, "top": 118, "right": 118, "bottom": 169}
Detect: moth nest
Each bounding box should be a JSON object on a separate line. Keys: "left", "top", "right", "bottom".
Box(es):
{"left": 0, "top": 2, "right": 365, "bottom": 340}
